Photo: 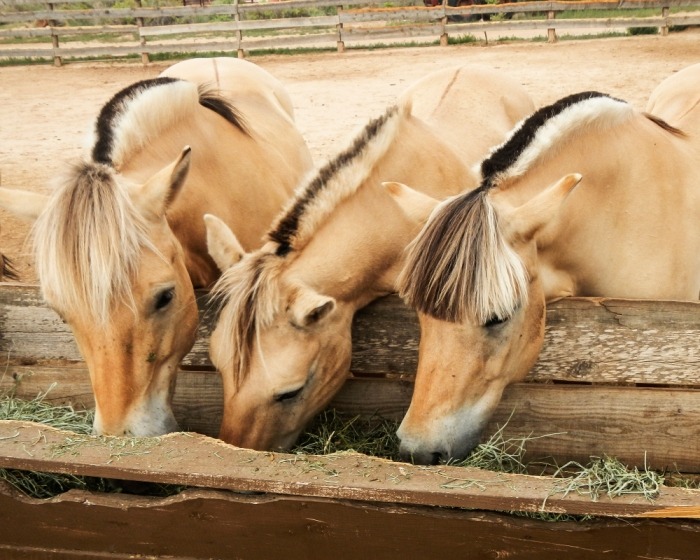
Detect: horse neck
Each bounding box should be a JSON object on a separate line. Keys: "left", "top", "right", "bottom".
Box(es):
{"left": 505, "top": 114, "right": 700, "bottom": 301}
{"left": 118, "top": 106, "right": 299, "bottom": 288}
{"left": 393, "top": 114, "right": 481, "bottom": 197}
{"left": 285, "top": 182, "right": 416, "bottom": 307}
{"left": 283, "top": 122, "right": 478, "bottom": 307}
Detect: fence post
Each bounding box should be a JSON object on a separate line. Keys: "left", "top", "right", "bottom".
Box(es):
{"left": 47, "top": 2, "right": 61, "bottom": 66}
{"left": 547, "top": 10, "right": 557, "bottom": 43}
{"left": 135, "top": 0, "right": 149, "bottom": 64}
{"left": 661, "top": 5, "right": 669, "bottom": 36}
{"left": 440, "top": 0, "right": 448, "bottom": 46}
{"left": 337, "top": 6, "right": 345, "bottom": 53}
{"left": 234, "top": 0, "right": 245, "bottom": 59}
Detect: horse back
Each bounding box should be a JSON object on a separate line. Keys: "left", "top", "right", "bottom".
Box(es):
{"left": 397, "top": 65, "right": 535, "bottom": 170}
{"left": 160, "top": 57, "right": 298, "bottom": 122}
{"left": 646, "top": 62, "right": 700, "bottom": 133}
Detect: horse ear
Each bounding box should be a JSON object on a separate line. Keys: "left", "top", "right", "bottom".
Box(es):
{"left": 498, "top": 173, "right": 582, "bottom": 241}
{"left": 132, "top": 146, "right": 191, "bottom": 219}
{"left": 288, "top": 288, "right": 336, "bottom": 329}
{"left": 382, "top": 182, "right": 440, "bottom": 223}
{"left": 204, "top": 213, "right": 245, "bottom": 272}
{"left": 0, "top": 187, "right": 48, "bottom": 221}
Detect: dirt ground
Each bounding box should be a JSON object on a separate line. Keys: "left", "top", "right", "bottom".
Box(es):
{"left": 1, "top": 30, "right": 699, "bottom": 281}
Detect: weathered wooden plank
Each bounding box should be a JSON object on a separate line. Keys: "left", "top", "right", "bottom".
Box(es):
{"left": 0, "top": 484, "right": 699, "bottom": 560}
{"left": 0, "top": 420, "right": 699, "bottom": 518}
{"left": 1, "top": 285, "right": 699, "bottom": 384}
{"left": 352, "top": 295, "right": 700, "bottom": 385}
{"left": 313, "top": 382, "right": 700, "bottom": 473}
{"left": 4, "top": 364, "right": 700, "bottom": 471}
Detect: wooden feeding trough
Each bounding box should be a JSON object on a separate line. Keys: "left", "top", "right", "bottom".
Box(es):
{"left": 0, "top": 283, "right": 699, "bottom": 558}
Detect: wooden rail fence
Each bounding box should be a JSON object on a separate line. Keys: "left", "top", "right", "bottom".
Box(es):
{"left": 1, "top": 283, "right": 699, "bottom": 473}
{"left": 1, "top": 0, "right": 699, "bottom": 65}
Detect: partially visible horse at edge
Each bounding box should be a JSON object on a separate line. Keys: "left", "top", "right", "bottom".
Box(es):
{"left": 0, "top": 57, "right": 313, "bottom": 437}
{"left": 396, "top": 66, "right": 700, "bottom": 465}
{"left": 203, "top": 65, "right": 536, "bottom": 451}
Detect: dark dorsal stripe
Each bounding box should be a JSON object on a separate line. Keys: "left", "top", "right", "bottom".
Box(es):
{"left": 197, "top": 84, "right": 248, "bottom": 136}
{"left": 480, "top": 91, "right": 619, "bottom": 190}
{"left": 270, "top": 106, "right": 398, "bottom": 257}
{"left": 92, "top": 77, "right": 180, "bottom": 165}
{"left": 92, "top": 77, "right": 247, "bottom": 166}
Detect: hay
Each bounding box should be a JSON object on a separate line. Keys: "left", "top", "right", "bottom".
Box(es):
{"left": 0, "top": 390, "right": 181, "bottom": 499}
{"left": 0, "top": 386, "right": 93, "bottom": 433}
{"left": 292, "top": 410, "right": 401, "bottom": 459}
{"left": 0, "top": 395, "right": 674, "bottom": 510}
{"left": 0, "top": 389, "right": 100, "bottom": 498}
{"left": 550, "top": 454, "right": 664, "bottom": 502}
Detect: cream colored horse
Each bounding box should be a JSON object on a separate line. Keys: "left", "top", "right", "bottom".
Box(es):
{"left": 205, "top": 65, "right": 535, "bottom": 451}
{"left": 0, "top": 58, "right": 313, "bottom": 437}
{"left": 397, "top": 71, "right": 700, "bottom": 464}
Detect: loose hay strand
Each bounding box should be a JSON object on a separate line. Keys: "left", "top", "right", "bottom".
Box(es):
{"left": 0, "top": 385, "right": 94, "bottom": 434}
{"left": 550, "top": 453, "right": 664, "bottom": 503}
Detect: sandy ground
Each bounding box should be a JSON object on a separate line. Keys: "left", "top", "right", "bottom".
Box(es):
{"left": 1, "top": 30, "right": 699, "bottom": 281}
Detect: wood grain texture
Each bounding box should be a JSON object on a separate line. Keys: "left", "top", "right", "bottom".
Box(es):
{"left": 0, "top": 482, "right": 699, "bottom": 560}
{"left": 5, "top": 365, "right": 700, "bottom": 472}
{"left": 0, "top": 420, "right": 699, "bottom": 519}
{"left": 1, "top": 284, "right": 700, "bottom": 470}
{"left": 2, "top": 285, "right": 698, "bottom": 385}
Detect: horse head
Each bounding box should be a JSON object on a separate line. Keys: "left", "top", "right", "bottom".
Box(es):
{"left": 205, "top": 181, "right": 440, "bottom": 450}
{"left": 397, "top": 173, "right": 581, "bottom": 464}
{"left": 0, "top": 148, "right": 199, "bottom": 436}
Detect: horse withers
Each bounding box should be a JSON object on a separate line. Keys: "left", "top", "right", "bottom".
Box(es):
{"left": 0, "top": 58, "right": 313, "bottom": 437}
{"left": 204, "top": 65, "right": 535, "bottom": 451}
{"left": 396, "top": 66, "right": 700, "bottom": 465}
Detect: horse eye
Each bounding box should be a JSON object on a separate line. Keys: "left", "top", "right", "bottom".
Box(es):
{"left": 483, "top": 314, "right": 508, "bottom": 329}
{"left": 274, "top": 387, "right": 303, "bottom": 403}
{"left": 154, "top": 288, "right": 175, "bottom": 311}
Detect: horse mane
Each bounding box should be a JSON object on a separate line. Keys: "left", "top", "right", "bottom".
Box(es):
{"left": 398, "top": 187, "right": 528, "bottom": 324}
{"left": 270, "top": 103, "right": 409, "bottom": 255}
{"left": 479, "top": 91, "right": 634, "bottom": 189}
{"left": 210, "top": 251, "right": 281, "bottom": 388}
{"left": 92, "top": 77, "right": 248, "bottom": 168}
{"left": 32, "top": 77, "right": 250, "bottom": 323}
{"left": 33, "top": 161, "right": 153, "bottom": 324}
{"left": 211, "top": 103, "right": 410, "bottom": 385}
{"left": 399, "top": 91, "right": 640, "bottom": 324}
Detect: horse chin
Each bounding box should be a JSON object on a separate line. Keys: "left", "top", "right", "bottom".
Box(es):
{"left": 271, "top": 430, "right": 303, "bottom": 452}
{"left": 396, "top": 410, "right": 488, "bottom": 465}
{"left": 92, "top": 406, "right": 180, "bottom": 437}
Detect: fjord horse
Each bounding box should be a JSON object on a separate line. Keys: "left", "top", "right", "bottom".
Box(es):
{"left": 204, "top": 65, "right": 535, "bottom": 451}
{"left": 396, "top": 72, "right": 700, "bottom": 464}
{"left": 0, "top": 58, "right": 313, "bottom": 437}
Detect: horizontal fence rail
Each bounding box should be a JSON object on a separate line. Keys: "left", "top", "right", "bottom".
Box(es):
{"left": 0, "top": 284, "right": 699, "bottom": 473}
{"left": 1, "top": 0, "right": 699, "bottom": 64}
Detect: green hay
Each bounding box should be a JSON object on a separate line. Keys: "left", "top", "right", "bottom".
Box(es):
{"left": 0, "top": 395, "right": 676, "bottom": 513}
{"left": 550, "top": 454, "right": 664, "bottom": 502}
{"left": 292, "top": 410, "right": 401, "bottom": 459}
{"left": 0, "top": 390, "right": 181, "bottom": 499}
{"left": 0, "top": 386, "right": 93, "bottom": 434}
